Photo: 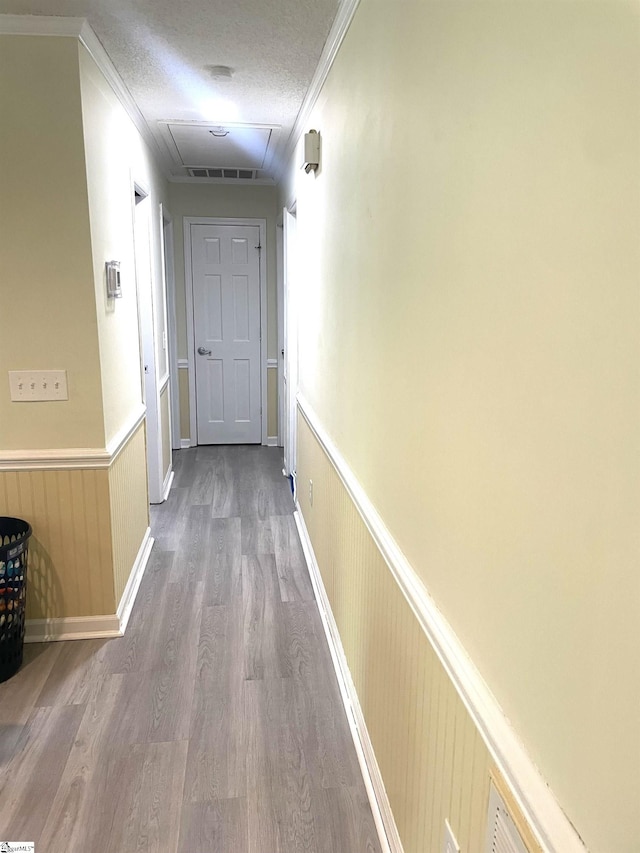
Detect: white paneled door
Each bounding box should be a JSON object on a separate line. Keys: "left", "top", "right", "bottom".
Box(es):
{"left": 191, "top": 223, "right": 262, "bottom": 444}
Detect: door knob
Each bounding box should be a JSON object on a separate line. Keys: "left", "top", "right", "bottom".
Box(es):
{"left": 197, "top": 346, "right": 212, "bottom": 356}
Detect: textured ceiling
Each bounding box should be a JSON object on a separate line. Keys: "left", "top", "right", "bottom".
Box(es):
{"left": 0, "top": 0, "right": 340, "bottom": 178}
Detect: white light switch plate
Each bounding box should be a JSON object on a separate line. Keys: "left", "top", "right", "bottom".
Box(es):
{"left": 9, "top": 370, "right": 68, "bottom": 401}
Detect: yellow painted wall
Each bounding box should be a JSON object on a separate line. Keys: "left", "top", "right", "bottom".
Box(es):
{"left": 78, "top": 44, "right": 170, "bottom": 446}
{"left": 0, "top": 35, "right": 165, "bottom": 623}
{"left": 109, "top": 423, "right": 149, "bottom": 604}
{"left": 77, "top": 42, "right": 170, "bottom": 598}
{"left": 0, "top": 35, "right": 104, "bottom": 450}
{"left": 285, "top": 3, "right": 640, "bottom": 851}
{"left": 78, "top": 44, "right": 143, "bottom": 445}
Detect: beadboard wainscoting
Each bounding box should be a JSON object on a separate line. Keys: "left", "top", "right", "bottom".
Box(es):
{"left": 178, "top": 359, "right": 191, "bottom": 446}
{"left": 295, "top": 398, "right": 585, "bottom": 853}
{"left": 0, "top": 414, "right": 153, "bottom": 641}
{"left": 109, "top": 421, "right": 151, "bottom": 606}
{"left": 267, "top": 357, "right": 279, "bottom": 445}
{"left": 160, "top": 380, "right": 172, "bottom": 487}
{"left": 0, "top": 466, "right": 115, "bottom": 622}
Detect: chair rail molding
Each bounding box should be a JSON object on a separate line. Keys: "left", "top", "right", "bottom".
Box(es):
{"left": 0, "top": 405, "right": 146, "bottom": 472}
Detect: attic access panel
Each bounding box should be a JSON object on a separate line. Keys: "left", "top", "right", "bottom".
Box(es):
{"left": 166, "top": 122, "right": 272, "bottom": 170}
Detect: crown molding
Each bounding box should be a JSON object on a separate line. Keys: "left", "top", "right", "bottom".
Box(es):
{"left": 274, "top": 0, "right": 361, "bottom": 182}
{"left": 2, "top": 3, "right": 362, "bottom": 186}
{"left": 0, "top": 14, "right": 84, "bottom": 36}
{"left": 77, "top": 22, "right": 169, "bottom": 172}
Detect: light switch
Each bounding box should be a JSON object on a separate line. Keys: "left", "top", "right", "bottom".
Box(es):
{"left": 9, "top": 370, "right": 68, "bottom": 401}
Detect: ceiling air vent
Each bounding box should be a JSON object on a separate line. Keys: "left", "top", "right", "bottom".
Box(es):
{"left": 187, "top": 168, "right": 258, "bottom": 180}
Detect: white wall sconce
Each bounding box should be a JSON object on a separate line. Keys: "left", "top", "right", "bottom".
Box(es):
{"left": 302, "top": 129, "right": 320, "bottom": 173}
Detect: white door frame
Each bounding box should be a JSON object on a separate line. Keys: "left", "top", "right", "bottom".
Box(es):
{"left": 161, "top": 207, "right": 181, "bottom": 451}
{"left": 132, "top": 180, "right": 163, "bottom": 504}
{"left": 184, "top": 216, "right": 268, "bottom": 446}
{"left": 282, "top": 204, "right": 298, "bottom": 479}
{"left": 157, "top": 205, "right": 175, "bottom": 502}
{"left": 276, "top": 214, "right": 284, "bottom": 447}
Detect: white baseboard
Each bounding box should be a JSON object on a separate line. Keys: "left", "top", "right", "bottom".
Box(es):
{"left": 25, "top": 614, "right": 121, "bottom": 643}
{"left": 294, "top": 507, "right": 403, "bottom": 853}
{"left": 266, "top": 436, "right": 278, "bottom": 447}
{"left": 162, "top": 468, "right": 174, "bottom": 501}
{"left": 25, "top": 528, "right": 154, "bottom": 643}
{"left": 116, "top": 527, "right": 154, "bottom": 635}
{"left": 180, "top": 438, "right": 191, "bottom": 449}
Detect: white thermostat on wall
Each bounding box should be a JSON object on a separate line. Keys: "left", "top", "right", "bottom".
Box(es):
{"left": 105, "top": 260, "right": 122, "bottom": 299}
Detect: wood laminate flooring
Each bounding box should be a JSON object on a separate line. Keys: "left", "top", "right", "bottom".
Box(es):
{"left": 0, "top": 445, "right": 380, "bottom": 852}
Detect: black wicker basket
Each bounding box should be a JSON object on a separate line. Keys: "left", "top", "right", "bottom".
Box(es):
{"left": 0, "top": 517, "right": 32, "bottom": 682}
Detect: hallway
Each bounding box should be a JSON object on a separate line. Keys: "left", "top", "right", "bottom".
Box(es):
{"left": 0, "top": 446, "right": 380, "bottom": 852}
